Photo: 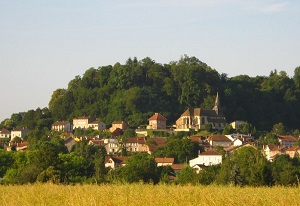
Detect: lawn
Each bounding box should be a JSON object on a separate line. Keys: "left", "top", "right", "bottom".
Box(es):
{"left": 1, "top": 183, "right": 299, "bottom": 206}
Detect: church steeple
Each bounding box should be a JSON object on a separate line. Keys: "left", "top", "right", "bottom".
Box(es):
{"left": 213, "top": 92, "right": 221, "bottom": 116}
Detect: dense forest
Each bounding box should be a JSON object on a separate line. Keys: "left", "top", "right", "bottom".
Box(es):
{"left": 1, "top": 55, "right": 300, "bottom": 131}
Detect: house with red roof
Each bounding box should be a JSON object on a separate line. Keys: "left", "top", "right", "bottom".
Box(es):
{"left": 104, "top": 156, "right": 128, "bottom": 169}
{"left": 147, "top": 113, "right": 167, "bottom": 129}
{"left": 146, "top": 137, "right": 167, "bottom": 154}
{"left": 208, "top": 134, "right": 232, "bottom": 148}
{"left": 51, "top": 121, "right": 72, "bottom": 132}
{"left": 263, "top": 144, "right": 286, "bottom": 162}
{"left": 277, "top": 135, "right": 297, "bottom": 148}
{"left": 88, "top": 120, "right": 106, "bottom": 131}
{"left": 286, "top": 146, "right": 300, "bottom": 158}
{"left": 123, "top": 137, "right": 148, "bottom": 152}
{"left": 0, "top": 128, "right": 11, "bottom": 139}
{"left": 155, "top": 157, "right": 174, "bottom": 166}
{"left": 109, "top": 121, "right": 129, "bottom": 132}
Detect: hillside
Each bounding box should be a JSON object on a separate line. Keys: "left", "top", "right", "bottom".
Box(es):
{"left": 2, "top": 55, "right": 300, "bottom": 131}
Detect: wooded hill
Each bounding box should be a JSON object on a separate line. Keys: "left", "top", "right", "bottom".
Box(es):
{"left": 3, "top": 55, "right": 300, "bottom": 131}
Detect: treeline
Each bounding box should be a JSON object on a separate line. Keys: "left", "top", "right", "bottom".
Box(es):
{"left": 1, "top": 55, "right": 300, "bottom": 131}
{"left": 46, "top": 55, "right": 300, "bottom": 131}
{"left": 1, "top": 142, "right": 300, "bottom": 186}
{"left": 177, "top": 147, "right": 300, "bottom": 186}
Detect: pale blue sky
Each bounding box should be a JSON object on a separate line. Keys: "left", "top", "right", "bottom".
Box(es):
{"left": 0, "top": 0, "right": 299, "bottom": 121}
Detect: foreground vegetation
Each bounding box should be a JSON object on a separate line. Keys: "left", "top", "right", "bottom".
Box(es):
{"left": 1, "top": 183, "right": 300, "bottom": 206}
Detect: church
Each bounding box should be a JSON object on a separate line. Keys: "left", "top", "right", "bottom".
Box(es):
{"left": 175, "top": 93, "right": 227, "bottom": 131}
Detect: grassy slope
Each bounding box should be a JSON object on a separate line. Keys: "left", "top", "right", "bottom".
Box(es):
{"left": 1, "top": 184, "right": 299, "bottom": 206}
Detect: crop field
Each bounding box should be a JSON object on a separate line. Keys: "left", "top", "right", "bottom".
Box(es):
{"left": 1, "top": 183, "right": 299, "bottom": 206}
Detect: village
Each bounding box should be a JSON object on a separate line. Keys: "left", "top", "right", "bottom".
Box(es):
{"left": 1, "top": 93, "right": 299, "bottom": 179}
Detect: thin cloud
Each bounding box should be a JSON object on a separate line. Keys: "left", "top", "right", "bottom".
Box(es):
{"left": 260, "top": 2, "right": 287, "bottom": 13}
{"left": 116, "top": 0, "right": 235, "bottom": 9}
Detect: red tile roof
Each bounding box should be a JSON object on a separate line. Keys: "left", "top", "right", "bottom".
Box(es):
{"left": 12, "top": 128, "right": 29, "bottom": 132}
{"left": 286, "top": 146, "right": 300, "bottom": 151}
{"left": 74, "top": 116, "right": 91, "bottom": 119}
{"left": 209, "top": 134, "right": 231, "bottom": 142}
{"left": 155, "top": 157, "right": 174, "bottom": 164}
{"left": 147, "top": 137, "right": 167, "bottom": 152}
{"left": 0, "top": 128, "right": 10, "bottom": 134}
{"left": 278, "top": 136, "right": 298, "bottom": 142}
{"left": 89, "top": 140, "right": 105, "bottom": 146}
{"left": 200, "top": 149, "right": 221, "bottom": 156}
{"left": 266, "top": 144, "right": 285, "bottom": 151}
{"left": 52, "top": 121, "right": 69, "bottom": 126}
{"left": 188, "top": 136, "right": 202, "bottom": 144}
{"left": 148, "top": 113, "right": 167, "bottom": 121}
{"left": 170, "top": 164, "right": 185, "bottom": 170}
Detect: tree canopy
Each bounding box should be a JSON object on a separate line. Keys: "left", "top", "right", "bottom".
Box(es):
{"left": 1, "top": 55, "right": 300, "bottom": 132}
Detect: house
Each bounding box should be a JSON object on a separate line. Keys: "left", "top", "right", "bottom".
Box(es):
{"left": 230, "top": 134, "right": 255, "bottom": 143}
{"left": 147, "top": 113, "right": 167, "bottom": 130}
{"left": 175, "top": 93, "right": 226, "bottom": 131}
{"left": 189, "top": 150, "right": 222, "bottom": 168}
{"left": 263, "top": 144, "right": 286, "bottom": 162}
{"left": 88, "top": 139, "right": 105, "bottom": 146}
{"left": 277, "top": 135, "right": 297, "bottom": 148}
{"left": 286, "top": 146, "right": 300, "bottom": 158}
{"left": 64, "top": 137, "right": 76, "bottom": 152}
{"left": 123, "top": 137, "right": 148, "bottom": 153}
{"left": 170, "top": 164, "right": 185, "bottom": 175}
{"left": 73, "top": 116, "right": 95, "bottom": 129}
{"left": 146, "top": 137, "right": 167, "bottom": 154}
{"left": 11, "top": 128, "right": 30, "bottom": 140}
{"left": 0, "top": 128, "right": 11, "bottom": 139}
{"left": 51, "top": 121, "right": 72, "bottom": 132}
{"left": 104, "top": 138, "right": 120, "bottom": 154}
{"left": 88, "top": 120, "right": 106, "bottom": 131}
{"left": 208, "top": 134, "right": 232, "bottom": 148}
{"left": 15, "top": 142, "right": 28, "bottom": 152}
{"left": 192, "top": 164, "right": 208, "bottom": 174}
{"left": 188, "top": 136, "right": 202, "bottom": 145}
{"left": 109, "top": 121, "right": 129, "bottom": 132}
{"left": 6, "top": 141, "right": 28, "bottom": 152}
{"left": 232, "top": 138, "right": 243, "bottom": 147}
{"left": 155, "top": 157, "right": 174, "bottom": 166}
{"left": 104, "top": 156, "right": 128, "bottom": 169}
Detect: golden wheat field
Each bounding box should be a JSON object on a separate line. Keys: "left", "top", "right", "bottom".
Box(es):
{"left": 1, "top": 183, "right": 299, "bottom": 206}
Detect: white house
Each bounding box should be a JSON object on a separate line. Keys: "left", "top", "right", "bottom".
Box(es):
{"left": 155, "top": 157, "right": 174, "bottom": 166}
{"left": 11, "top": 128, "right": 30, "bottom": 140}
{"left": 51, "top": 121, "right": 72, "bottom": 132}
{"left": 104, "top": 156, "right": 127, "bottom": 169}
{"left": 232, "top": 138, "right": 243, "bottom": 146}
{"left": 88, "top": 120, "right": 106, "bottom": 131}
{"left": 189, "top": 150, "right": 222, "bottom": 167}
{"left": 0, "top": 128, "right": 11, "bottom": 139}
{"left": 73, "top": 116, "right": 95, "bottom": 129}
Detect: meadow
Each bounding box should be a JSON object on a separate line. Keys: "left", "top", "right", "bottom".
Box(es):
{"left": 1, "top": 184, "right": 299, "bottom": 206}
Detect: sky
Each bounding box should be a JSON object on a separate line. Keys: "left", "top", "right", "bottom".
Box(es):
{"left": 0, "top": 0, "right": 299, "bottom": 122}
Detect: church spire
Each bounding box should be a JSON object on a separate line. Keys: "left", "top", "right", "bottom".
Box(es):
{"left": 213, "top": 92, "right": 220, "bottom": 115}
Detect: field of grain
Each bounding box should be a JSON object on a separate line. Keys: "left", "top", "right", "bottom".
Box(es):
{"left": 1, "top": 183, "right": 299, "bottom": 206}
